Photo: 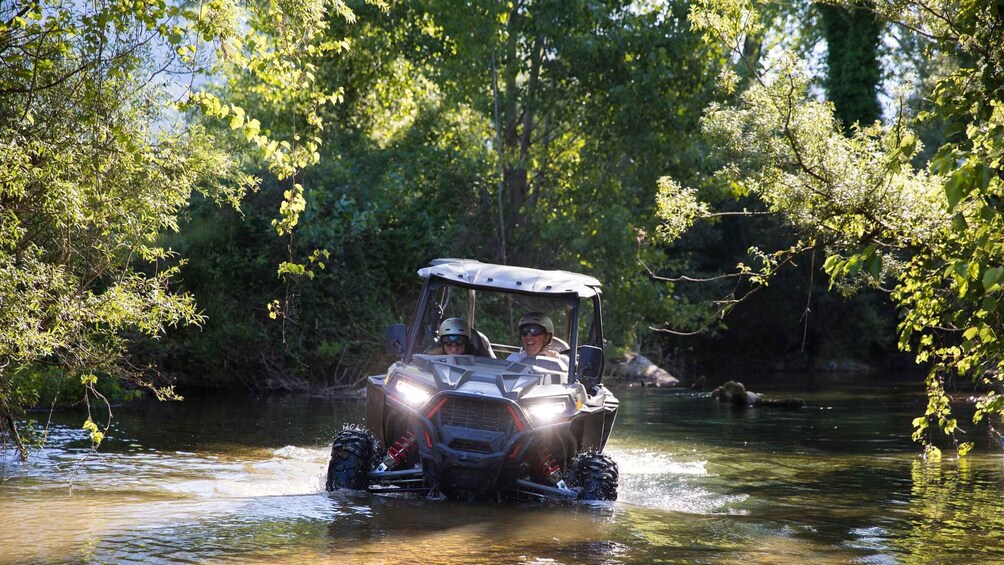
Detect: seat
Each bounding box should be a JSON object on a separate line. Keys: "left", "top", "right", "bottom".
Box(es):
{"left": 471, "top": 329, "right": 497, "bottom": 359}
{"left": 544, "top": 336, "right": 570, "bottom": 355}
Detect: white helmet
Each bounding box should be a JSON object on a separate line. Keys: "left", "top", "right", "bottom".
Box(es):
{"left": 518, "top": 312, "right": 554, "bottom": 335}
{"left": 438, "top": 317, "right": 470, "bottom": 338}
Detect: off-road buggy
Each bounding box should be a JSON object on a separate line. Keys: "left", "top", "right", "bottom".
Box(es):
{"left": 325, "top": 258, "right": 619, "bottom": 501}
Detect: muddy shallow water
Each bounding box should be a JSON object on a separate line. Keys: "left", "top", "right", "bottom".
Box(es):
{"left": 3, "top": 373, "right": 1003, "bottom": 563}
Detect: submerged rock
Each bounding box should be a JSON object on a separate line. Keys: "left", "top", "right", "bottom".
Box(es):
{"left": 711, "top": 380, "right": 804, "bottom": 409}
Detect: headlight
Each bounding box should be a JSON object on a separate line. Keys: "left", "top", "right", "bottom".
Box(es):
{"left": 395, "top": 379, "right": 433, "bottom": 406}
{"left": 527, "top": 401, "right": 567, "bottom": 424}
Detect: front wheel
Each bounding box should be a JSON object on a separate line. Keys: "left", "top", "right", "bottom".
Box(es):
{"left": 325, "top": 426, "right": 381, "bottom": 491}
{"left": 568, "top": 451, "right": 618, "bottom": 501}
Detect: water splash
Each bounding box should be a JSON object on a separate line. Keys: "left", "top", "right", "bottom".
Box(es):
{"left": 608, "top": 446, "right": 749, "bottom": 515}
{"left": 612, "top": 447, "right": 708, "bottom": 476}
{"left": 162, "top": 445, "right": 330, "bottom": 498}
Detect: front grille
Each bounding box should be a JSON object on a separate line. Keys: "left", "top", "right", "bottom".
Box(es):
{"left": 448, "top": 439, "right": 493, "bottom": 453}
{"left": 439, "top": 397, "right": 512, "bottom": 432}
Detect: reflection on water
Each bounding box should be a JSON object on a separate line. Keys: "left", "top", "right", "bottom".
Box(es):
{"left": 896, "top": 458, "right": 1004, "bottom": 560}
{"left": 3, "top": 375, "right": 1004, "bottom": 563}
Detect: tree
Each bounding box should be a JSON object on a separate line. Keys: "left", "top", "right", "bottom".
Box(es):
{"left": 0, "top": 0, "right": 353, "bottom": 459}
{"left": 658, "top": 0, "right": 1004, "bottom": 457}
{"left": 645, "top": 0, "right": 899, "bottom": 372}
{"left": 819, "top": 1, "right": 883, "bottom": 128}
{"left": 327, "top": 0, "right": 724, "bottom": 349}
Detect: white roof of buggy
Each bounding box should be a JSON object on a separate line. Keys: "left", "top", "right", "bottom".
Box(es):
{"left": 418, "top": 258, "right": 602, "bottom": 298}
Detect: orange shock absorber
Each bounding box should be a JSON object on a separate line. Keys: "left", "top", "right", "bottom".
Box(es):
{"left": 378, "top": 431, "right": 417, "bottom": 472}
{"left": 534, "top": 447, "right": 566, "bottom": 489}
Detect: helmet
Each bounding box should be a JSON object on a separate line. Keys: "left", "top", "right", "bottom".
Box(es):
{"left": 518, "top": 312, "right": 554, "bottom": 335}
{"left": 438, "top": 317, "right": 470, "bottom": 338}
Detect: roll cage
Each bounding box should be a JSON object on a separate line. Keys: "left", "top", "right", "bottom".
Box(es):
{"left": 386, "top": 258, "right": 605, "bottom": 384}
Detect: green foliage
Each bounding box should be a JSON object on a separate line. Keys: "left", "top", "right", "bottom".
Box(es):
{"left": 368, "top": 0, "right": 724, "bottom": 350}
{"left": 654, "top": 178, "right": 712, "bottom": 244}
{"left": 663, "top": 0, "right": 1004, "bottom": 455}
{"left": 0, "top": 0, "right": 354, "bottom": 459}
{"left": 158, "top": 0, "right": 729, "bottom": 384}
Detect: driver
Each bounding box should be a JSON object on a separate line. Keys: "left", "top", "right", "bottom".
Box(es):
{"left": 506, "top": 312, "right": 567, "bottom": 368}
{"left": 428, "top": 317, "right": 474, "bottom": 355}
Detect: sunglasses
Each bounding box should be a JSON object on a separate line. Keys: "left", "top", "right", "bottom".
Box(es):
{"left": 519, "top": 325, "right": 547, "bottom": 337}
{"left": 441, "top": 335, "right": 469, "bottom": 346}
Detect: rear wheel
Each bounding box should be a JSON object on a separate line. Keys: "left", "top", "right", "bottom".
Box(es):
{"left": 568, "top": 451, "right": 618, "bottom": 501}
{"left": 325, "top": 426, "right": 381, "bottom": 491}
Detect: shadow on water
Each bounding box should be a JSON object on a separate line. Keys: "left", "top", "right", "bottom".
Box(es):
{"left": 3, "top": 373, "right": 1004, "bottom": 563}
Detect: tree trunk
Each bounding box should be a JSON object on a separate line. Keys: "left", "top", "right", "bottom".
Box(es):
{"left": 500, "top": 27, "right": 544, "bottom": 264}
{"left": 0, "top": 394, "right": 28, "bottom": 462}
{"left": 820, "top": 1, "right": 883, "bottom": 129}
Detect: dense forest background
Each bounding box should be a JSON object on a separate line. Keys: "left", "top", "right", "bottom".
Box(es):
{"left": 158, "top": 0, "right": 900, "bottom": 389}
{"left": 3, "top": 0, "right": 1003, "bottom": 458}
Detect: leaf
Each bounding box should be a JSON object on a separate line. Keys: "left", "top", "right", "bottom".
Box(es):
{"left": 950, "top": 261, "right": 967, "bottom": 280}
{"left": 866, "top": 254, "right": 882, "bottom": 279}
{"left": 83, "top": 418, "right": 104, "bottom": 446}
{"left": 263, "top": 139, "right": 279, "bottom": 159}
{"left": 944, "top": 171, "right": 966, "bottom": 210}
{"left": 976, "top": 164, "right": 992, "bottom": 190}
{"left": 983, "top": 266, "right": 1004, "bottom": 291}
{"left": 846, "top": 254, "right": 863, "bottom": 277}
{"left": 823, "top": 254, "right": 843, "bottom": 274}
{"left": 898, "top": 131, "right": 917, "bottom": 155}
{"left": 980, "top": 327, "right": 995, "bottom": 343}
{"left": 244, "top": 119, "right": 260, "bottom": 141}
{"left": 944, "top": 418, "right": 957, "bottom": 434}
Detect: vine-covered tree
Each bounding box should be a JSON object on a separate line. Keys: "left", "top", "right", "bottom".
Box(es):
{"left": 819, "top": 0, "right": 883, "bottom": 128}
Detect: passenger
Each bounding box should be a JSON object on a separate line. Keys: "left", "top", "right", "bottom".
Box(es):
{"left": 428, "top": 317, "right": 474, "bottom": 355}
{"left": 506, "top": 312, "right": 566, "bottom": 368}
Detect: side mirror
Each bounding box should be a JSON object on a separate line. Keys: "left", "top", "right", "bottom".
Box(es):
{"left": 385, "top": 324, "right": 407, "bottom": 356}
{"left": 577, "top": 345, "right": 604, "bottom": 383}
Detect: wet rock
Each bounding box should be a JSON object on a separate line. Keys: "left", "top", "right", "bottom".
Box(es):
{"left": 609, "top": 352, "right": 680, "bottom": 387}
{"left": 711, "top": 380, "right": 804, "bottom": 409}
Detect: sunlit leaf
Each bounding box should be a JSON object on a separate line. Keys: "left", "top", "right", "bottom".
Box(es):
{"left": 983, "top": 266, "right": 1004, "bottom": 290}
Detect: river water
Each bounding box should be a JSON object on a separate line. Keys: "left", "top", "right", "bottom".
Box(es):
{"left": 2, "top": 373, "right": 1003, "bottom": 563}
